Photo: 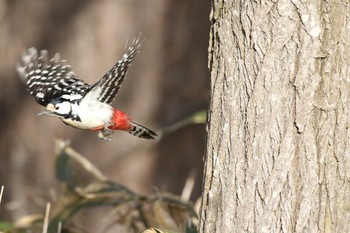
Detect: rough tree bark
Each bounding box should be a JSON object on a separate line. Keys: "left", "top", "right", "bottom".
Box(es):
{"left": 200, "top": 1, "right": 350, "bottom": 232}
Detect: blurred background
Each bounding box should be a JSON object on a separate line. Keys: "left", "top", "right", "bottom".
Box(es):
{"left": 0, "top": 0, "right": 209, "bottom": 231}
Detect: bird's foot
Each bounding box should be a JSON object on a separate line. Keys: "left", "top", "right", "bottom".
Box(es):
{"left": 98, "top": 128, "right": 113, "bottom": 141}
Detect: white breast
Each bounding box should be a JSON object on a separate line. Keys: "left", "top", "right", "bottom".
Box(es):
{"left": 62, "top": 100, "right": 114, "bottom": 130}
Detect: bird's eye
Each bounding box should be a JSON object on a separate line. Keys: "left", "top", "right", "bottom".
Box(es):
{"left": 55, "top": 106, "right": 60, "bottom": 110}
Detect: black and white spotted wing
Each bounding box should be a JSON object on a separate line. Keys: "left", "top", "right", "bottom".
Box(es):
{"left": 17, "top": 48, "right": 90, "bottom": 106}
{"left": 89, "top": 37, "right": 142, "bottom": 104}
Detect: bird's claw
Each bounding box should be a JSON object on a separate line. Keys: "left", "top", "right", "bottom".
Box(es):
{"left": 98, "top": 128, "right": 113, "bottom": 141}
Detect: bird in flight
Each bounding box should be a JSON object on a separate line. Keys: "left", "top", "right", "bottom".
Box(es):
{"left": 17, "top": 37, "right": 157, "bottom": 141}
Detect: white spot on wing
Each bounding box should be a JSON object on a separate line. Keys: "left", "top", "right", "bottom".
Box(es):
{"left": 36, "top": 92, "right": 44, "bottom": 98}
{"left": 61, "top": 94, "right": 83, "bottom": 101}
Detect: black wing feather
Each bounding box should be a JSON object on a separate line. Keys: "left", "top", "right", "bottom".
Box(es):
{"left": 89, "top": 36, "right": 142, "bottom": 104}
{"left": 17, "top": 48, "right": 90, "bottom": 106}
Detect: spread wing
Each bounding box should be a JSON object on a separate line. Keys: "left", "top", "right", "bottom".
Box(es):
{"left": 87, "top": 36, "right": 142, "bottom": 104}
{"left": 17, "top": 48, "right": 90, "bottom": 106}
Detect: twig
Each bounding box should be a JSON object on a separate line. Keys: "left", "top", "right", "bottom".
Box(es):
{"left": 56, "top": 139, "right": 108, "bottom": 182}
{"left": 0, "top": 186, "right": 4, "bottom": 204}
{"left": 42, "top": 202, "right": 51, "bottom": 233}
{"left": 181, "top": 170, "right": 196, "bottom": 201}
{"left": 137, "top": 204, "right": 150, "bottom": 229}
{"left": 159, "top": 110, "right": 207, "bottom": 137}
{"left": 57, "top": 221, "right": 62, "bottom": 233}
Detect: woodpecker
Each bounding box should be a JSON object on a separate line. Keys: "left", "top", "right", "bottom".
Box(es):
{"left": 17, "top": 37, "right": 157, "bottom": 141}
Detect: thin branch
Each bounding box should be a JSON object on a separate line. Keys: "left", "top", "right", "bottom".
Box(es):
{"left": 0, "top": 186, "right": 4, "bottom": 204}
{"left": 42, "top": 202, "right": 51, "bottom": 233}
{"left": 55, "top": 139, "right": 109, "bottom": 182}
{"left": 181, "top": 170, "right": 196, "bottom": 201}
{"left": 57, "top": 221, "right": 62, "bottom": 233}
{"left": 159, "top": 110, "right": 207, "bottom": 137}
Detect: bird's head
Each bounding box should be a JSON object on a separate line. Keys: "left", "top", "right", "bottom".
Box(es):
{"left": 38, "top": 100, "right": 72, "bottom": 118}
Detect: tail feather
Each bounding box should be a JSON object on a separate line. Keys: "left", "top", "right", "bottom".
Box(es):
{"left": 129, "top": 121, "right": 157, "bottom": 139}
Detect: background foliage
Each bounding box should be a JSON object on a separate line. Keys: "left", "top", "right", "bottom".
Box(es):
{"left": 0, "top": 1, "right": 209, "bottom": 232}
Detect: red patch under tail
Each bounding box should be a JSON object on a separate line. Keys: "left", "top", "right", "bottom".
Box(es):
{"left": 108, "top": 109, "right": 130, "bottom": 131}
{"left": 108, "top": 108, "right": 157, "bottom": 139}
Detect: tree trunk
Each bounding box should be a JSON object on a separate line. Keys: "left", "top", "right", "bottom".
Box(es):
{"left": 200, "top": 1, "right": 350, "bottom": 232}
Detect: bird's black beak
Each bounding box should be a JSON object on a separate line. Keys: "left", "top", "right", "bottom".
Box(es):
{"left": 37, "top": 110, "right": 56, "bottom": 117}
{"left": 37, "top": 103, "right": 56, "bottom": 117}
